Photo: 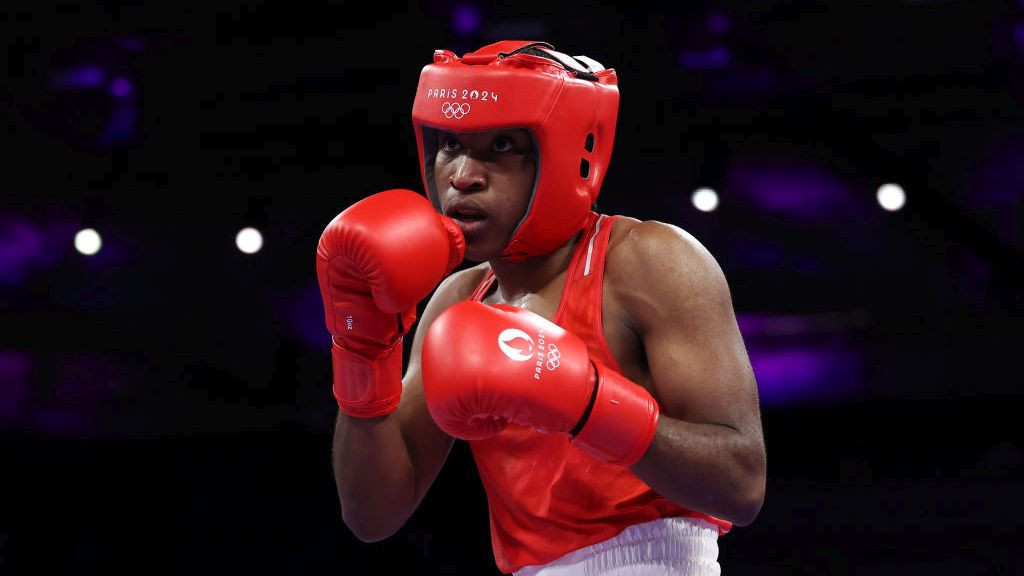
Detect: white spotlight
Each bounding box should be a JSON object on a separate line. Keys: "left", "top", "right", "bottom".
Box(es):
{"left": 692, "top": 187, "right": 720, "bottom": 212}
{"left": 236, "top": 227, "right": 264, "bottom": 254}
{"left": 74, "top": 228, "right": 102, "bottom": 255}
{"left": 877, "top": 183, "right": 906, "bottom": 211}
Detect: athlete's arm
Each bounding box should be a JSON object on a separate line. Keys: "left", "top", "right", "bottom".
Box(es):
{"left": 608, "top": 219, "right": 767, "bottom": 526}
{"left": 332, "top": 266, "right": 484, "bottom": 541}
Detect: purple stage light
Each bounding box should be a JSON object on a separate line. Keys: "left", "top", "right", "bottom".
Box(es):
{"left": 0, "top": 216, "right": 45, "bottom": 284}
{"left": 725, "top": 157, "right": 869, "bottom": 221}
{"left": 50, "top": 65, "right": 104, "bottom": 89}
{"left": 113, "top": 36, "right": 147, "bottom": 53}
{"left": 678, "top": 47, "right": 731, "bottom": 71}
{"left": 737, "top": 312, "right": 867, "bottom": 406}
{"left": 0, "top": 213, "right": 73, "bottom": 285}
{"left": 452, "top": 4, "right": 482, "bottom": 36}
{"left": 110, "top": 76, "right": 133, "bottom": 98}
{"left": 749, "top": 345, "right": 864, "bottom": 407}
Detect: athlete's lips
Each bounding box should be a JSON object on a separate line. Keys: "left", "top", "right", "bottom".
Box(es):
{"left": 445, "top": 199, "right": 488, "bottom": 221}
{"left": 445, "top": 200, "right": 489, "bottom": 236}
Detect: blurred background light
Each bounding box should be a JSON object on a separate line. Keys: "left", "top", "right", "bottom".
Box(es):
{"left": 451, "top": 3, "right": 483, "bottom": 37}
{"left": 110, "top": 76, "right": 133, "bottom": 98}
{"left": 236, "top": 227, "right": 264, "bottom": 254}
{"left": 678, "top": 47, "right": 731, "bottom": 71}
{"left": 877, "top": 183, "right": 907, "bottom": 211}
{"left": 692, "top": 187, "right": 720, "bottom": 212}
{"left": 74, "top": 228, "right": 102, "bottom": 255}
{"left": 51, "top": 65, "right": 104, "bottom": 89}
{"left": 749, "top": 345, "right": 864, "bottom": 407}
{"left": 725, "top": 157, "right": 869, "bottom": 222}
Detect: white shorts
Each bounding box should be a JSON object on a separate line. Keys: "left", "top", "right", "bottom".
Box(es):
{"left": 513, "top": 517, "right": 721, "bottom": 576}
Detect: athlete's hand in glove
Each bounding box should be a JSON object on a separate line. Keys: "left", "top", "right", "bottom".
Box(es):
{"left": 317, "top": 189, "right": 465, "bottom": 417}
{"left": 421, "top": 300, "right": 659, "bottom": 467}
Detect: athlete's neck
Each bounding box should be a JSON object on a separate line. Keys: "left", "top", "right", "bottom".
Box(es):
{"left": 487, "top": 233, "right": 580, "bottom": 303}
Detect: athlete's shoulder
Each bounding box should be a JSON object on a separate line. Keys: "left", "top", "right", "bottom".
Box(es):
{"left": 606, "top": 216, "right": 725, "bottom": 291}
{"left": 608, "top": 216, "right": 713, "bottom": 264}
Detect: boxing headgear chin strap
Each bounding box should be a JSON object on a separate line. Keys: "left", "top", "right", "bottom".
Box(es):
{"left": 411, "top": 40, "right": 620, "bottom": 261}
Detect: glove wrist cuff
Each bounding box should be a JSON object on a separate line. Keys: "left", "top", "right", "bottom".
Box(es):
{"left": 332, "top": 339, "right": 403, "bottom": 418}
{"left": 572, "top": 361, "right": 660, "bottom": 467}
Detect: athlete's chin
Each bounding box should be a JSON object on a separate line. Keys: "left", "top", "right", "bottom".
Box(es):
{"left": 463, "top": 238, "right": 507, "bottom": 263}
{"left": 463, "top": 245, "right": 500, "bottom": 263}
{"left": 457, "top": 226, "right": 505, "bottom": 262}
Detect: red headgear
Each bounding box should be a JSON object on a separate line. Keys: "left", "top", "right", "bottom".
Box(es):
{"left": 411, "top": 40, "right": 620, "bottom": 260}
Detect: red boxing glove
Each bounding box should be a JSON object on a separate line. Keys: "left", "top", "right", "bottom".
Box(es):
{"left": 316, "top": 189, "right": 465, "bottom": 417}
{"left": 421, "top": 301, "right": 659, "bottom": 467}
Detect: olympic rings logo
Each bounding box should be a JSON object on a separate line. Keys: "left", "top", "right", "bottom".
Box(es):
{"left": 441, "top": 101, "right": 471, "bottom": 119}
{"left": 545, "top": 344, "right": 561, "bottom": 371}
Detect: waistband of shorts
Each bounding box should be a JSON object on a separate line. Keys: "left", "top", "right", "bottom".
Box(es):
{"left": 514, "top": 517, "right": 720, "bottom": 576}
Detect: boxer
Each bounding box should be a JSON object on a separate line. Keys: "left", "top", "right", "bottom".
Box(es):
{"left": 317, "top": 40, "right": 766, "bottom": 575}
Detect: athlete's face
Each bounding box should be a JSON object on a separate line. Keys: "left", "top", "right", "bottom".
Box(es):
{"left": 433, "top": 128, "right": 537, "bottom": 262}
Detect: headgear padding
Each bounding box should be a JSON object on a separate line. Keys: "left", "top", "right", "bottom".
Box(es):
{"left": 412, "top": 40, "right": 620, "bottom": 260}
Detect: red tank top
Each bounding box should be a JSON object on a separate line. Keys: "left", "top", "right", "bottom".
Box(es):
{"left": 467, "top": 212, "right": 731, "bottom": 573}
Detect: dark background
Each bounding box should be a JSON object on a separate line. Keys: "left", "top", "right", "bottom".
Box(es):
{"left": 2, "top": 0, "right": 1022, "bottom": 574}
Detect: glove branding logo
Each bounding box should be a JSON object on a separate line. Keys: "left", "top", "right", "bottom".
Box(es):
{"left": 498, "top": 329, "right": 534, "bottom": 362}
{"left": 441, "top": 102, "right": 471, "bottom": 119}
{"left": 498, "top": 328, "right": 562, "bottom": 380}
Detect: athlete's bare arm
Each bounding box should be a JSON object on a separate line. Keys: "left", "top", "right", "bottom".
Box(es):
{"left": 607, "top": 218, "right": 767, "bottom": 526}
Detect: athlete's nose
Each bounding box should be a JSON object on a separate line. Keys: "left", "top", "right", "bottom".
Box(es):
{"left": 449, "top": 154, "right": 487, "bottom": 193}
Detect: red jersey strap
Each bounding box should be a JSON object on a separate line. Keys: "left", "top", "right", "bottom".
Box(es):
{"left": 552, "top": 212, "right": 620, "bottom": 371}
{"left": 468, "top": 268, "right": 497, "bottom": 302}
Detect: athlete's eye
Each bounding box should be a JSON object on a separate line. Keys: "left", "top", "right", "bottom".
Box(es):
{"left": 440, "top": 134, "right": 460, "bottom": 152}
{"left": 492, "top": 136, "right": 514, "bottom": 153}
